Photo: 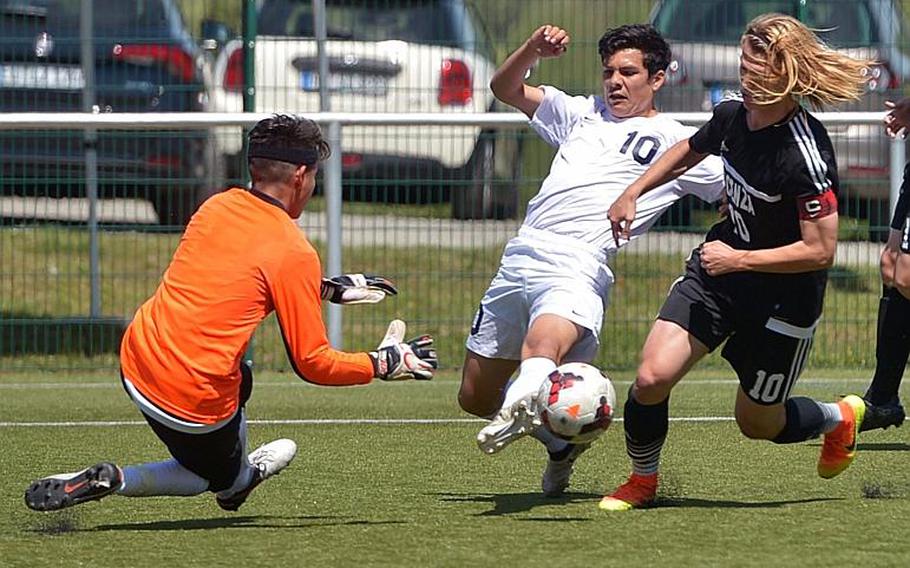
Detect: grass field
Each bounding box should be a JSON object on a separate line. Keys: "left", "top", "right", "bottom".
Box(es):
{"left": 1, "top": 369, "right": 908, "bottom": 567}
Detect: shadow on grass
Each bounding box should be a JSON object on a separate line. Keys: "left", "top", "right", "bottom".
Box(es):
{"left": 807, "top": 442, "right": 910, "bottom": 451}
{"left": 88, "top": 515, "right": 404, "bottom": 532}
{"left": 655, "top": 496, "right": 842, "bottom": 509}
{"left": 856, "top": 442, "right": 910, "bottom": 451}
{"left": 436, "top": 491, "right": 601, "bottom": 516}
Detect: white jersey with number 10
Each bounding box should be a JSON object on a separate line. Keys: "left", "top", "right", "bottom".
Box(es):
{"left": 523, "top": 86, "right": 724, "bottom": 254}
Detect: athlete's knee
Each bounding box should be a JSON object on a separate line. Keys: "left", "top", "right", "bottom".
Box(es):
{"left": 734, "top": 409, "right": 781, "bottom": 440}
{"left": 633, "top": 364, "right": 675, "bottom": 404}
{"left": 522, "top": 334, "right": 564, "bottom": 361}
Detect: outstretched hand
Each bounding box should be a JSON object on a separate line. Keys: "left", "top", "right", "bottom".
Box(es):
{"left": 371, "top": 320, "right": 438, "bottom": 381}
{"left": 320, "top": 273, "right": 398, "bottom": 305}
{"left": 527, "top": 25, "right": 570, "bottom": 58}
{"left": 884, "top": 98, "right": 910, "bottom": 139}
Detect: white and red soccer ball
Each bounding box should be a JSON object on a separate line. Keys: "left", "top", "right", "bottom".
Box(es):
{"left": 536, "top": 362, "right": 616, "bottom": 444}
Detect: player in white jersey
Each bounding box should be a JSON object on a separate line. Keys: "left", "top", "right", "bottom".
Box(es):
{"left": 456, "top": 23, "right": 724, "bottom": 496}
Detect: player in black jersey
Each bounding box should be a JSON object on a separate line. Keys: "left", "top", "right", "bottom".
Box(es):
{"left": 858, "top": 97, "right": 910, "bottom": 432}
{"left": 602, "top": 13, "right": 874, "bottom": 510}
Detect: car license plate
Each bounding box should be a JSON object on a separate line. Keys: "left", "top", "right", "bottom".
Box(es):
{"left": 0, "top": 64, "right": 85, "bottom": 90}
{"left": 300, "top": 70, "right": 388, "bottom": 96}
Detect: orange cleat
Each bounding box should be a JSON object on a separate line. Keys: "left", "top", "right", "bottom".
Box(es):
{"left": 818, "top": 395, "right": 866, "bottom": 479}
{"left": 598, "top": 472, "right": 658, "bottom": 511}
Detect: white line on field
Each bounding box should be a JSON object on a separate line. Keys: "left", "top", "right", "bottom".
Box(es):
{"left": 0, "top": 378, "right": 871, "bottom": 389}
{"left": 0, "top": 416, "right": 733, "bottom": 428}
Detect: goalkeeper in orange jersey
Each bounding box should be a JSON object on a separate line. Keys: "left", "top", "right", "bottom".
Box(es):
{"left": 24, "top": 114, "right": 437, "bottom": 513}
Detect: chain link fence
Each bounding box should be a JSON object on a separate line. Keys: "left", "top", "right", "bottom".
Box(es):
{"left": 2, "top": 0, "right": 909, "bottom": 373}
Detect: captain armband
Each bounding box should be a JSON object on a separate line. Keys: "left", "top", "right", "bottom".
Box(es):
{"left": 797, "top": 188, "right": 837, "bottom": 220}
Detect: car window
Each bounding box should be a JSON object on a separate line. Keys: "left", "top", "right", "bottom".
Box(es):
{"left": 258, "top": 0, "right": 464, "bottom": 47}
{"left": 0, "top": 0, "right": 168, "bottom": 31}
{"left": 653, "top": 0, "right": 877, "bottom": 46}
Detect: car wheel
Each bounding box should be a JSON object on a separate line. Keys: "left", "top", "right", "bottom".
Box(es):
{"left": 151, "top": 135, "right": 226, "bottom": 228}
{"left": 451, "top": 130, "right": 521, "bottom": 220}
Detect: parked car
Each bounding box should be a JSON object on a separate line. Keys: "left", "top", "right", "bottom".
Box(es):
{"left": 0, "top": 0, "right": 221, "bottom": 226}
{"left": 207, "top": 0, "right": 521, "bottom": 219}
{"left": 650, "top": 0, "right": 910, "bottom": 235}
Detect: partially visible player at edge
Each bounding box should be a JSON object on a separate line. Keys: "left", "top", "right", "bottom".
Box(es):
{"left": 858, "top": 96, "right": 910, "bottom": 432}
{"left": 24, "top": 114, "right": 437, "bottom": 513}
{"left": 603, "top": 13, "right": 873, "bottom": 511}
{"left": 458, "top": 23, "right": 724, "bottom": 496}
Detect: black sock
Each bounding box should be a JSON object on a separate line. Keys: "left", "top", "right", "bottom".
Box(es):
{"left": 623, "top": 389, "right": 669, "bottom": 475}
{"left": 865, "top": 287, "right": 910, "bottom": 405}
{"left": 772, "top": 397, "right": 826, "bottom": 444}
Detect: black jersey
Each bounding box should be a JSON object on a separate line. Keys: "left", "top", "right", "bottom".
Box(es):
{"left": 690, "top": 100, "right": 839, "bottom": 253}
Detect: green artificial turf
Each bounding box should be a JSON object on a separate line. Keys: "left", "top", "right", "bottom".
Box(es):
{"left": 1, "top": 370, "right": 908, "bottom": 567}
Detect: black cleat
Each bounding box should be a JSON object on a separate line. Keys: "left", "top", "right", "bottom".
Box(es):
{"left": 25, "top": 462, "right": 122, "bottom": 512}
{"left": 860, "top": 397, "right": 906, "bottom": 432}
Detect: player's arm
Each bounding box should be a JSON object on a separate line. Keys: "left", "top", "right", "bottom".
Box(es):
{"left": 608, "top": 138, "right": 710, "bottom": 243}
{"left": 699, "top": 210, "right": 838, "bottom": 275}
{"left": 490, "top": 25, "right": 569, "bottom": 118}
{"left": 881, "top": 229, "right": 901, "bottom": 288}
{"left": 272, "top": 246, "right": 436, "bottom": 383}
{"left": 271, "top": 248, "right": 375, "bottom": 386}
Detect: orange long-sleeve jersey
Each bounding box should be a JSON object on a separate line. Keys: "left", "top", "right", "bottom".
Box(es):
{"left": 120, "top": 188, "right": 374, "bottom": 424}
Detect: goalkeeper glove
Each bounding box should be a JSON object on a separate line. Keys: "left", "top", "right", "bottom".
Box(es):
{"left": 370, "top": 319, "right": 438, "bottom": 381}
{"left": 320, "top": 273, "right": 398, "bottom": 305}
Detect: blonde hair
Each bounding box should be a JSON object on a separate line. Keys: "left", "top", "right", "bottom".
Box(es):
{"left": 741, "top": 13, "right": 873, "bottom": 109}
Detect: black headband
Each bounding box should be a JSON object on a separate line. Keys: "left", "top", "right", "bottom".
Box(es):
{"left": 247, "top": 144, "right": 319, "bottom": 166}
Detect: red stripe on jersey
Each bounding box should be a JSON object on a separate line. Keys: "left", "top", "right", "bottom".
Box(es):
{"left": 797, "top": 189, "right": 837, "bottom": 220}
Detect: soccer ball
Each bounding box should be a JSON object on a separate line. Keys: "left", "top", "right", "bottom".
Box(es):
{"left": 535, "top": 362, "right": 616, "bottom": 444}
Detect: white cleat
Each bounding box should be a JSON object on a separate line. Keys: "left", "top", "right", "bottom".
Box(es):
{"left": 217, "top": 438, "right": 298, "bottom": 511}
{"left": 542, "top": 443, "right": 590, "bottom": 497}
{"left": 249, "top": 438, "right": 298, "bottom": 479}
{"left": 476, "top": 396, "right": 541, "bottom": 455}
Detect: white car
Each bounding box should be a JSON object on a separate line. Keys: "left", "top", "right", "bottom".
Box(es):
{"left": 209, "top": 0, "right": 520, "bottom": 218}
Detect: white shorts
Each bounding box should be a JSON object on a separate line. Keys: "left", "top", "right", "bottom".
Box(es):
{"left": 465, "top": 227, "right": 614, "bottom": 362}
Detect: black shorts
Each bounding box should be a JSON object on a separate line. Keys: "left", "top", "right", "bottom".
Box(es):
{"left": 891, "top": 177, "right": 910, "bottom": 254}
{"left": 659, "top": 248, "right": 824, "bottom": 405}
{"left": 123, "top": 361, "right": 254, "bottom": 492}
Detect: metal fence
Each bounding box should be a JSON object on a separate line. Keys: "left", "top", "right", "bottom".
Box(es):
{"left": 0, "top": 112, "right": 904, "bottom": 373}
{"left": 3, "top": 0, "right": 910, "bottom": 373}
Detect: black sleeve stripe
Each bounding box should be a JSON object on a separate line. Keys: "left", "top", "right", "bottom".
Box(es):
{"left": 788, "top": 112, "right": 831, "bottom": 193}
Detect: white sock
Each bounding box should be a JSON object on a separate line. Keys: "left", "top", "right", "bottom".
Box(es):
{"left": 820, "top": 401, "right": 844, "bottom": 433}
{"left": 117, "top": 460, "right": 209, "bottom": 497}
{"left": 502, "top": 357, "right": 557, "bottom": 408}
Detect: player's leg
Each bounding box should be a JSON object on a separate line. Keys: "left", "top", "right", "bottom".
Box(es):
{"left": 728, "top": 319, "right": 865, "bottom": 479}
{"left": 458, "top": 350, "right": 520, "bottom": 419}
{"left": 600, "top": 318, "right": 710, "bottom": 511}
{"left": 24, "top": 412, "right": 220, "bottom": 512}
{"left": 462, "top": 264, "right": 537, "bottom": 454}
{"left": 863, "top": 227, "right": 910, "bottom": 431}
{"left": 515, "top": 314, "right": 593, "bottom": 496}
{"left": 474, "top": 312, "right": 592, "bottom": 455}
